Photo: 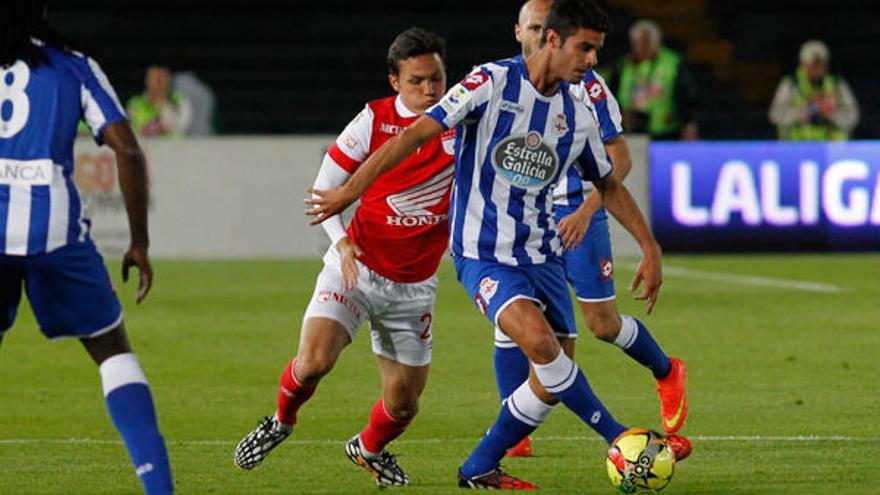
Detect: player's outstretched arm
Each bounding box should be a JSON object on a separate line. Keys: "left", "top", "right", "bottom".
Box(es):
{"left": 307, "top": 116, "right": 444, "bottom": 224}
{"left": 594, "top": 173, "right": 662, "bottom": 314}
{"left": 103, "top": 121, "right": 153, "bottom": 304}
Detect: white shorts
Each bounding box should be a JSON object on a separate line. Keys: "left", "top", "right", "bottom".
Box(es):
{"left": 303, "top": 247, "right": 437, "bottom": 367}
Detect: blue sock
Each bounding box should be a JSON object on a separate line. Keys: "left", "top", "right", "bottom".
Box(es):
{"left": 106, "top": 384, "right": 173, "bottom": 494}
{"left": 616, "top": 316, "right": 672, "bottom": 379}
{"left": 534, "top": 353, "right": 627, "bottom": 444}
{"left": 101, "top": 354, "right": 173, "bottom": 495}
{"left": 459, "top": 402, "right": 536, "bottom": 478}
{"left": 493, "top": 345, "right": 529, "bottom": 401}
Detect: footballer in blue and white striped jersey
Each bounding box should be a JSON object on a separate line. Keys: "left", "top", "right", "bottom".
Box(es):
{"left": 554, "top": 68, "right": 624, "bottom": 209}
{"left": 2, "top": 3, "right": 171, "bottom": 491}
{"left": 427, "top": 56, "right": 612, "bottom": 266}
{"left": 0, "top": 42, "right": 126, "bottom": 256}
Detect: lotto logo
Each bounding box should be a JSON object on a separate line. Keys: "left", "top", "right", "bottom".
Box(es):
{"left": 461, "top": 72, "right": 489, "bottom": 91}
{"left": 600, "top": 259, "right": 614, "bottom": 281}
{"left": 585, "top": 80, "right": 607, "bottom": 103}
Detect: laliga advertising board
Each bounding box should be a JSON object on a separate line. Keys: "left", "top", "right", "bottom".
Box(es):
{"left": 650, "top": 142, "right": 880, "bottom": 251}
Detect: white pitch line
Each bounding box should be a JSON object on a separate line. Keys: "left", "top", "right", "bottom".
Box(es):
{"left": 0, "top": 435, "right": 874, "bottom": 446}
{"left": 624, "top": 264, "right": 844, "bottom": 294}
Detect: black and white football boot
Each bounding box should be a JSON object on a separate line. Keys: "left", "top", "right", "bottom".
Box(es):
{"left": 344, "top": 434, "right": 411, "bottom": 486}
{"left": 234, "top": 416, "right": 292, "bottom": 470}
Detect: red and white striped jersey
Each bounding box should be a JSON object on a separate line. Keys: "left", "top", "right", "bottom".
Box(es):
{"left": 326, "top": 95, "right": 455, "bottom": 283}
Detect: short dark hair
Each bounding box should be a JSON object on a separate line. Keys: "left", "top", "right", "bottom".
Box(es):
{"left": 386, "top": 27, "right": 446, "bottom": 75}
{"left": 542, "top": 0, "right": 611, "bottom": 46}
{"left": 1, "top": 0, "right": 78, "bottom": 68}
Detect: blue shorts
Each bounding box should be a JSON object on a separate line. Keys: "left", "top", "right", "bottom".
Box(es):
{"left": 1, "top": 241, "right": 123, "bottom": 340}
{"left": 454, "top": 255, "right": 577, "bottom": 343}
{"left": 554, "top": 205, "right": 616, "bottom": 302}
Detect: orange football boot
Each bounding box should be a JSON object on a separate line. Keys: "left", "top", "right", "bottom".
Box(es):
{"left": 665, "top": 433, "right": 692, "bottom": 462}
{"left": 656, "top": 357, "right": 688, "bottom": 433}
{"left": 504, "top": 436, "right": 533, "bottom": 458}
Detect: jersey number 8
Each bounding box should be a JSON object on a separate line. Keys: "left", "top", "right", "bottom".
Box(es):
{"left": 0, "top": 62, "right": 31, "bottom": 139}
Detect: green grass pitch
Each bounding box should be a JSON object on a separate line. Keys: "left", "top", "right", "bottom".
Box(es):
{"left": 0, "top": 255, "right": 878, "bottom": 494}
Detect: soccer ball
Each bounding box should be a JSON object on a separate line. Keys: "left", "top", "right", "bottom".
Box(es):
{"left": 606, "top": 428, "right": 675, "bottom": 493}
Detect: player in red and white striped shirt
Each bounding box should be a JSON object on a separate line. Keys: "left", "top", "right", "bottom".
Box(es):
{"left": 234, "top": 27, "right": 453, "bottom": 487}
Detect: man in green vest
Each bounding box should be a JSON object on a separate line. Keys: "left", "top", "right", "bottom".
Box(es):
{"left": 126, "top": 65, "right": 192, "bottom": 138}
{"left": 769, "top": 40, "right": 859, "bottom": 141}
{"left": 609, "top": 20, "right": 699, "bottom": 140}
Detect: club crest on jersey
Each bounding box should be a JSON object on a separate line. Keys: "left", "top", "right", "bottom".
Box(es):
{"left": 553, "top": 114, "right": 568, "bottom": 135}
{"left": 491, "top": 131, "right": 560, "bottom": 190}
{"left": 585, "top": 80, "right": 607, "bottom": 103}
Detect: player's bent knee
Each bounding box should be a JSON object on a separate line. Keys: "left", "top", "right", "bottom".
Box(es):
{"left": 585, "top": 312, "right": 621, "bottom": 343}
{"left": 498, "top": 301, "right": 560, "bottom": 362}
{"left": 386, "top": 400, "right": 419, "bottom": 422}
{"left": 521, "top": 332, "right": 562, "bottom": 364}
{"left": 294, "top": 353, "right": 336, "bottom": 384}
{"left": 589, "top": 319, "right": 620, "bottom": 342}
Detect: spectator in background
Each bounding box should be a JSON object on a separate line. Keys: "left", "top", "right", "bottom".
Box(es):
{"left": 608, "top": 20, "right": 699, "bottom": 140}
{"left": 769, "top": 40, "right": 859, "bottom": 141}
{"left": 173, "top": 71, "right": 218, "bottom": 136}
{"left": 127, "top": 65, "right": 192, "bottom": 137}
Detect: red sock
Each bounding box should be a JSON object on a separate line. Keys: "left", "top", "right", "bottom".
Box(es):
{"left": 276, "top": 359, "right": 316, "bottom": 427}
{"left": 359, "top": 398, "right": 412, "bottom": 455}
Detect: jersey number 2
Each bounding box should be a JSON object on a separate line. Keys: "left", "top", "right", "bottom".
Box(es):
{"left": 0, "top": 62, "right": 31, "bottom": 139}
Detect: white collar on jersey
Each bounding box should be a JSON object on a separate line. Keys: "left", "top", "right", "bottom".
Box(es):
{"left": 394, "top": 95, "right": 418, "bottom": 118}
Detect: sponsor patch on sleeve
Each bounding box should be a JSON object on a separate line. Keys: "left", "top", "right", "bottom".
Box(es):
{"left": 439, "top": 84, "right": 473, "bottom": 116}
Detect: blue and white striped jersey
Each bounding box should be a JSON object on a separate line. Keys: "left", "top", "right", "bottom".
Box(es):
{"left": 427, "top": 56, "right": 611, "bottom": 266}
{"left": 553, "top": 68, "right": 623, "bottom": 208}
{"left": 0, "top": 43, "right": 126, "bottom": 256}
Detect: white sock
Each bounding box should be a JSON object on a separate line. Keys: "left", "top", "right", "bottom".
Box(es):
{"left": 273, "top": 414, "right": 293, "bottom": 432}
{"left": 532, "top": 350, "right": 577, "bottom": 394}
{"left": 99, "top": 353, "right": 147, "bottom": 396}
{"left": 506, "top": 380, "right": 556, "bottom": 427}
{"left": 614, "top": 315, "right": 638, "bottom": 350}
{"left": 357, "top": 434, "right": 381, "bottom": 459}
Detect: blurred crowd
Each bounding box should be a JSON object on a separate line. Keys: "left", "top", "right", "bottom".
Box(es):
{"left": 603, "top": 20, "right": 858, "bottom": 142}
{"left": 125, "top": 65, "right": 219, "bottom": 138}
{"left": 120, "top": 19, "right": 860, "bottom": 143}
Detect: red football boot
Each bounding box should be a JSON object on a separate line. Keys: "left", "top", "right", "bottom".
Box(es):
{"left": 458, "top": 468, "right": 539, "bottom": 490}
